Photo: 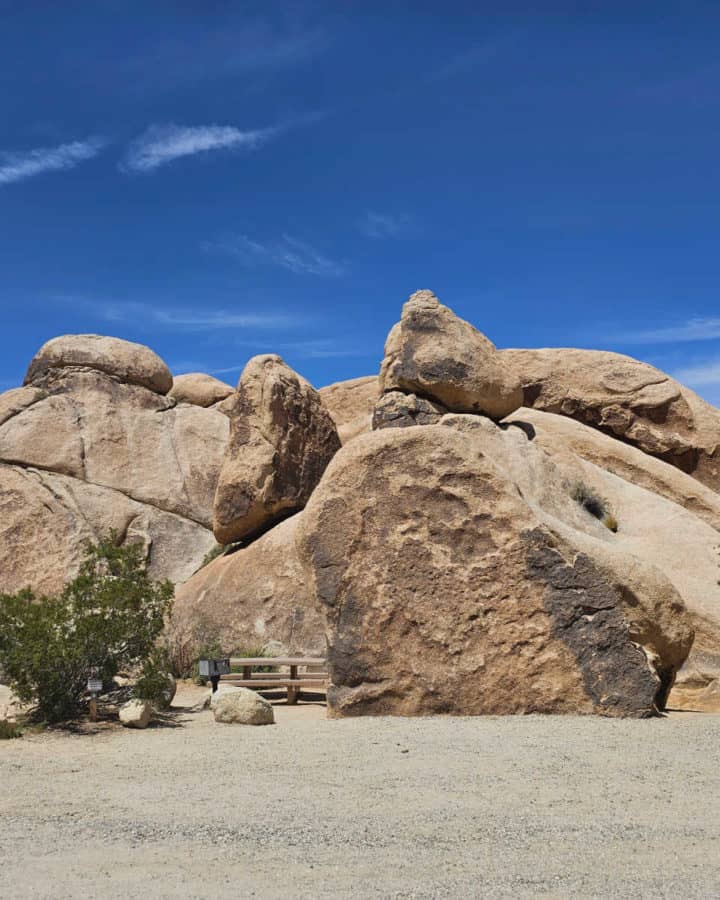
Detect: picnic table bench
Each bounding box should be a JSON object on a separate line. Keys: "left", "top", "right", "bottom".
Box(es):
{"left": 221, "top": 657, "right": 328, "bottom": 704}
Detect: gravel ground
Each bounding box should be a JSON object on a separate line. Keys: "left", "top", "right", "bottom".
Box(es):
{"left": 2, "top": 685, "right": 719, "bottom": 900}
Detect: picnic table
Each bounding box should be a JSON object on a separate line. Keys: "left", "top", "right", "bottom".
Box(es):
{"left": 221, "top": 657, "right": 328, "bottom": 705}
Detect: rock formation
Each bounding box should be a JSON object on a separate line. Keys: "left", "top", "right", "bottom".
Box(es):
{"left": 297, "top": 425, "right": 693, "bottom": 718}
{"left": 378, "top": 290, "right": 523, "bottom": 418}
{"left": 319, "top": 375, "right": 378, "bottom": 444}
{"left": 213, "top": 355, "right": 341, "bottom": 544}
{"left": 503, "top": 348, "right": 720, "bottom": 493}
{"left": 168, "top": 513, "right": 325, "bottom": 662}
{"left": 4, "top": 292, "right": 720, "bottom": 719}
{"left": 169, "top": 373, "right": 234, "bottom": 407}
{"left": 0, "top": 337, "right": 228, "bottom": 594}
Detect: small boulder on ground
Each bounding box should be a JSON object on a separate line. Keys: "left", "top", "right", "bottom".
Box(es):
{"left": 378, "top": 290, "right": 523, "bottom": 419}
{"left": 25, "top": 334, "right": 173, "bottom": 395}
{"left": 213, "top": 687, "right": 275, "bottom": 725}
{"left": 213, "top": 355, "right": 341, "bottom": 544}
{"left": 119, "top": 699, "right": 153, "bottom": 729}
{"left": 169, "top": 373, "right": 234, "bottom": 408}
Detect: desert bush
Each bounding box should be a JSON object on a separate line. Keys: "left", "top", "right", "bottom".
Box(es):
{"left": 571, "top": 481, "right": 619, "bottom": 532}
{"left": 200, "top": 542, "right": 242, "bottom": 569}
{"left": 0, "top": 534, "right": 174, "bottom": 723}
{"left": 132, "top": 647, "right": 175, "bottom": 708}
{"left": 0, "top": 718, "right": 22, "bottom": 740}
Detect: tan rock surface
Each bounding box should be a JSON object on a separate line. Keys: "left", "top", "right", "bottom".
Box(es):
{"left": 0, "top": 336, "right": 228, "bottom": 595}
{"left": 168, "top": 514, "right": 325, "bottom": 662}
{"left": 319, "top": 375, "right": 378, "bottom": 444}
{"left": 503, "top": 347, "right": 720, "bottom": 492}
{"left": 372, "top": 390, "right": 446, "bottom": 430}
{"left": 214, "top": 355, "right": 340, "bottom": 544}
{"left": 169, "top": 373, "right": 234, "bottom": 407}
{"left": 25, "top": 333, "right": 173, "bottom": 395}
{"left": 0, "top": 368, "right": 228, "bottom": 527}
{"left": 378, "top": 290, "right": 523, "bottom": 418}
{"left": 444, "top": 412, "right": 720, "bottom": 683}
{"left": 297, "top": 426, "right": 692, "bottom": 718}
{"left": 0, "top": 462, "right": 216, "bottom": 596}
{"left": 504, "top": 407, "right": 720, "bottom": 532}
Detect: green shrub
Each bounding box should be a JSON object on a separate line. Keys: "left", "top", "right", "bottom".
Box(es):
{"left": 132, "top": 647, "right": 175, "bottom": 708}
{"left": 200, "top": 542, "right": 242, "bottom": 569}
{"left": 0, "top": 718, "right": 22, "bottom": 740}
{"left": 0, "top": 534, "right": 174, "bottom": 723}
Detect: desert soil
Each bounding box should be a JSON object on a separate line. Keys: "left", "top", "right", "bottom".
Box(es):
{"left": 1, "top": 683, "right": 719, "bottom": 899}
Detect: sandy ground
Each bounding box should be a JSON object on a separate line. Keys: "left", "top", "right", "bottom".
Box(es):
{"left": 2, "top": 683, "right": 719, "bottom": 900}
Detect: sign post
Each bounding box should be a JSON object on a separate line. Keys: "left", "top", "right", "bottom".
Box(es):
{"left": 87, "top": 667, "right": 103, "bottom": 722}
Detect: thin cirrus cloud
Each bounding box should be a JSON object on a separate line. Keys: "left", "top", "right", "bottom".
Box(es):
{"left": 360, "top": 211, "right": 417, "bottom": 239}
{"left": 121, "top": 123, "right": 277, "bottom": 173}
{"left": 614, "top": 317, "right": 720, "bottom": 345}
{"left": 205, "top": 234, "right": 345, "bottom": 277}
{"left": 0, "top": 137, "right": 106, "bottom": 186}
{"left": 673, "top": 359, "right": 720, "bottom": 387}
{"left": 54, "top": 296, "right": 298, "bottom": 330}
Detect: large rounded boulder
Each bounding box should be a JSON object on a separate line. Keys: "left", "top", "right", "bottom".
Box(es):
{"left": 25, "top": 334, "right": 173, "bottom": 395}
{"left": 297, "top": 425, "right": 693, "bottom": 718}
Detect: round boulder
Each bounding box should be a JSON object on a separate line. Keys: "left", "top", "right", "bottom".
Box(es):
{"left": 24, "top": 334, "right": 173, "bottom": 395}
{"left": 169, "top": 373, "right": 234, "bottom": 407}
{"left": 119, "top": 699, "right": 153, "bottom": 729}
{"left": 213, "top": 687, "right": 275, "bottom": 725}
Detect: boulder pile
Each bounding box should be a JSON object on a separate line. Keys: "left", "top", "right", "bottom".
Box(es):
{"left": 0, "top": 334, "right": 229, "bottom": 594}
{"left": 4, "top": 291, "right": 720, "bottom": 715}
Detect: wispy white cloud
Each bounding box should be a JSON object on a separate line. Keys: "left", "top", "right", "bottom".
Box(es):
{"left": 673, "top": 359, "right": 720, "bottom": 387}
{"left": 360, "top": 211, "right": 417, "bottom": 239}
{"left": 616, "top": 318, "right": 720, "bottom": 345}
{"left": 0, "top": 137, "right": 106, "bottom": 186}
{"left": 171, "top": 339, "right": 374, "bottom": 377}
{"left": 121, "top": 123, "right": 277, "bottom": 173}
{"left": 54, "top": 296, "right": 298, "bottom": 330}
{"left": 205, "top": 234, "right": 345, "bottom": 277}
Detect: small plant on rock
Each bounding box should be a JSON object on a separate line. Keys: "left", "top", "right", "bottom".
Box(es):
{"left": 571, "top": 481, "right": 618, "bottom": 532}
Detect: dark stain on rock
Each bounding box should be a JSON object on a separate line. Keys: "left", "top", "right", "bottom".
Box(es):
{"left": 524, "top": 528, "right": 661, "bottom": 717}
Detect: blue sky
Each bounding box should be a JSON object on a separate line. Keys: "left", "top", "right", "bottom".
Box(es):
{"left": 1, "top": 2, "right": 720, "bottom": 405}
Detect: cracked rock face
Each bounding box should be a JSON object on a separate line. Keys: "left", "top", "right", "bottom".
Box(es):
{"left": 378, "top": 290, "right": 523, "bottom": 419}
{"left": 213, "top": 355, "right": 341, "bottom": 544}
{"left": 297, "top": 425, "right": 693, "bottom": 718}
{"left": 503, "top": 347, "right": 720, "bottom": 493}
{"left": 0, "top": 338, "right": 229, "bottom": 594}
